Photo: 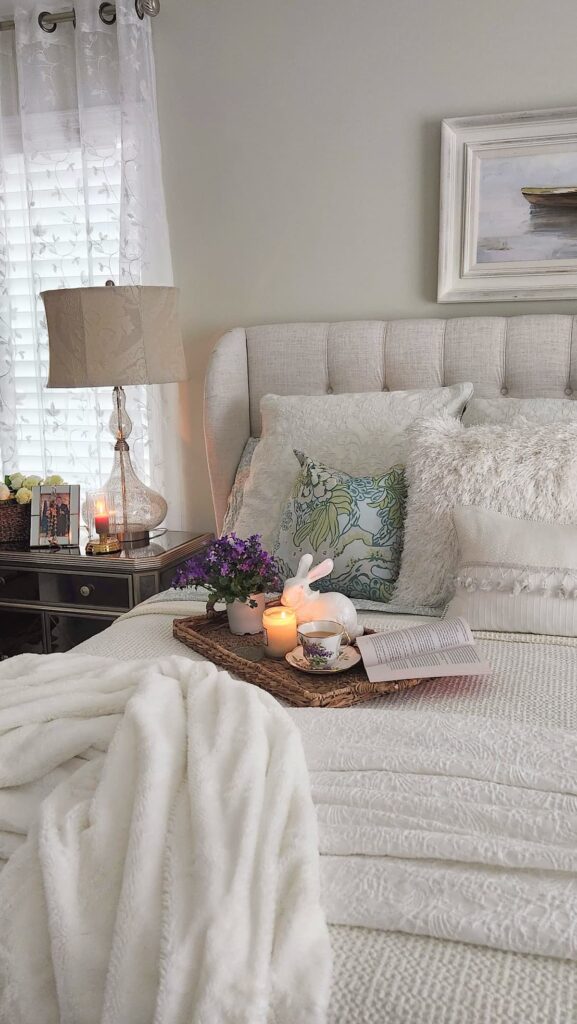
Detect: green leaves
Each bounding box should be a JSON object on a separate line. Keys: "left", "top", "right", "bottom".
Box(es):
{"left": 276, "top": 454, "right": 408, "bottom": 604}
{"left": 293, "top": 485, "right": 352, "bottom": 549}
{"left": 369, "top": 465, "right": 407, "bottom": 544}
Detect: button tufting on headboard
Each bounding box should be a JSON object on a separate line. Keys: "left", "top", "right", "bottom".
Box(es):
{"left": 204, "top": 314, "right": 577, "bottom": 531}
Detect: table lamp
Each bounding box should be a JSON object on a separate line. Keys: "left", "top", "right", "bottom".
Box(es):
{"left": 41, "top": 283, "right": 187, "bottom": 546}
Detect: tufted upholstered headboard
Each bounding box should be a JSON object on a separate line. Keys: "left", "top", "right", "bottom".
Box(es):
{"left": 204, "top": 315, "right": 577, "bottom": 531}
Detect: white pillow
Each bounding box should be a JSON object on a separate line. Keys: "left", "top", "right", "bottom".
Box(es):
{"left": 447, "top": 506, "right": 577, "bottom": 637}
{"left": 222, "top": 437, "right": 259, "bottom": 533}
{"left": 233, "top": 385, "right": 473, "bottom": 550}
{"left": 463, "top": 396, "right": 577, "bottom": 426}
{"left": 393, "top": 414, "right": 577, "bottom": 609}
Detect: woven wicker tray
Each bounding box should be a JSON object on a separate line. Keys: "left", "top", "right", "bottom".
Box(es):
{"left": 173, "top": 611, "right": 424, "bottom": 707}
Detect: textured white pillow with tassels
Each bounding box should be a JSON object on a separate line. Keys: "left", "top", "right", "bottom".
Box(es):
{"left": 446, "top": 506, "right": 577, "bottom": 637}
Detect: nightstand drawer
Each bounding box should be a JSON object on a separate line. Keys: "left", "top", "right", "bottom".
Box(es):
{"left": 0, "top": 568, "right": 40, "bottom": 603}
{"left": 38, "top": 572, "right": 131, "bottom": 611}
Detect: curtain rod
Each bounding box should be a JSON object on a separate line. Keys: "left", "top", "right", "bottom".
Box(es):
{"left": 0, "top": 0, "right": 160, "bottom": 33}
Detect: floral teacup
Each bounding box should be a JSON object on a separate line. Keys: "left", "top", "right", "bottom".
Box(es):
{"left": 297, "top": 620, "right": 345, "bottom": 669}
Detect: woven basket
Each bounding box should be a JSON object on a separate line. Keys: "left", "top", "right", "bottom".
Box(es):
{"left": 0, "top": 499, "right": 31, "bottom": 544}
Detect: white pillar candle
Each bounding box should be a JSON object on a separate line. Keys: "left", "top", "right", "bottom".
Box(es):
{"left": 262, "top": 606, "right": 298, "bottom": 658}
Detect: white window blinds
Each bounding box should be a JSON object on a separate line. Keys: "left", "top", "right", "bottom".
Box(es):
{"left": 3, "top": 143, "right": 149, "bottom": 488}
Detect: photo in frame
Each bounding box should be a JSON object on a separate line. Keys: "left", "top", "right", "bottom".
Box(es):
{"left": 438, "top": 106, "right": 577, "bottom": 301}
{"left": 30, "top": 484, "right": 81, "bottom": 549}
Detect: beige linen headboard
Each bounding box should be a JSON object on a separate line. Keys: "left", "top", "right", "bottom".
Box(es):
{"left": 204, "top": 315, "right": 577, "bottom": 531}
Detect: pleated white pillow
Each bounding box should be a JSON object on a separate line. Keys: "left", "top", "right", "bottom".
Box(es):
{"left": 446, "top": 506, "right": 577, "bottom": 637}
{"left": 463, "top": 396, "right": 577, "bottom": 426}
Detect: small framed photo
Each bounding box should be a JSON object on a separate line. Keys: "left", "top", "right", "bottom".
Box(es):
{"left": 30, "top": 484, "right": 81, "bottom": 549}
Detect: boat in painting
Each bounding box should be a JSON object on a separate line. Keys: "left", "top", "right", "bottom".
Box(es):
{"left": 521, "top": 186, "right": 577, "bottom": 209}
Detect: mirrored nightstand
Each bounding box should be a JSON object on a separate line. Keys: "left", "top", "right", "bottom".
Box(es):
{"left": 0, "top": 530, "right": 212, "bottom": 658}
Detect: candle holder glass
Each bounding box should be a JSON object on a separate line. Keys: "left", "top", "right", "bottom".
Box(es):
{"left": 85, "top": 490, "right": 121, "bottom": 555}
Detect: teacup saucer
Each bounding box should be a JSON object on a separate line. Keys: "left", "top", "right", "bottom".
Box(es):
{"left": 286, "top": 645, "right": 361, "bottom": 675}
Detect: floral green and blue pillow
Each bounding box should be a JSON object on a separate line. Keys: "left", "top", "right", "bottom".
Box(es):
{"left": 274, "top": 450, "right": 407, "bottom": 603}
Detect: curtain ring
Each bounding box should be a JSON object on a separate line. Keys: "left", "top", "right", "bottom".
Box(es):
{"left": 38, "top": 11, "right": 57, "bottom": 32}
{"left": 38, "top": 8, "right": 76, "bottom": 31}
{"left": 135, "top": 0, "right": 160, "bottom": 18}
{"left": 99, "top": 2, "right": 116, "bottom": 24}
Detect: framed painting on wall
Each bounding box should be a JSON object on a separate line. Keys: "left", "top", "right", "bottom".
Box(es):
{"left": 438, "top": 106, "right": 577, "bottom": 302}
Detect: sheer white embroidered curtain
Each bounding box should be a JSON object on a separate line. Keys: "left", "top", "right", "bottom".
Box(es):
{"left": 0, "top": 0, "right": 175, "bottom": 503}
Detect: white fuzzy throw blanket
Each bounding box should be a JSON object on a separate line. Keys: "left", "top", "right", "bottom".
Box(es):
{"left": 0, "top": 654, "right": 331, "bottom": 1024}
{"left": 293, "top": 706, "right": 577, "bottom": 961}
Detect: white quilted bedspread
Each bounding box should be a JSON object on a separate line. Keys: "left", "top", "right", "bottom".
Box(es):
{"left": 299, "top": 707, "right": 577, "bottom": 959}
{"left": 75, "top": 597, "right": 577, "bottom": 1024}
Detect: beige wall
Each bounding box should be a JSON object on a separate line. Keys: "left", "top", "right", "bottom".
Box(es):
{"left": 153, "top": 0, "right": 577, "bottom": 531}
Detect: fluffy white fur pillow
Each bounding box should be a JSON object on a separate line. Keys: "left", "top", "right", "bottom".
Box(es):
{"left": 234, "top": 385, "right": 473, "bottom": 551}
{"left": 393, "top": 414, "right": 577, "bottom": 609}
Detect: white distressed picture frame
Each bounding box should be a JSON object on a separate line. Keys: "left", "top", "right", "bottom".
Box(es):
{"left": 30, "top": 484, "right": 81, "bottom": 549}
{"left": 438, "top": 106, "right": 577, "bottom": 302}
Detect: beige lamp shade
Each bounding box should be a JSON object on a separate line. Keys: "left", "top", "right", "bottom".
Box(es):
{"left": 42, "top": 285, "right": 188, "bottom": 388}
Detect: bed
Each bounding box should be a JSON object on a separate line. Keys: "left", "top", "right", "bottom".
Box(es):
{"left": 2, "top": 315, "right": 573, "bottom": 1019}
{"left": 70, "top": 314, "right": 577, "bottom": 1024}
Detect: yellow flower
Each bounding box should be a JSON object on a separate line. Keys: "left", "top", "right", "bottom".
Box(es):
{"left": 8, "top": 472, "right": 24, "bottom": 489}
{"left": 43, "top": 474, "right": 64, "bottom": 486}
{"left": 22, "top": 475, "right": 42, "bottom": 489}
{"left": 0, "top": 483, "right": 10, "bottom": 501}
{"left": 15, "top": 487, "right": 32, "bottom": 505}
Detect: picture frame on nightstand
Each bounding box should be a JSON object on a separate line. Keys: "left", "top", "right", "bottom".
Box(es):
{"left": 30, "top": 484, "right": 81, "bottom": 549}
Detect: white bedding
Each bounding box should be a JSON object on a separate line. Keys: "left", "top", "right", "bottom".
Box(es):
{"left": 78, "top": 597, "right": 577, "bottom": 728}
{"left": 0, "top": 653, "right": 331, "bottom": 1024}
{"left": 73, "top": 597, "right": 577, "bottom": 1024}
{"left": 305, "top": 707, "right": 577, "bottom": 960}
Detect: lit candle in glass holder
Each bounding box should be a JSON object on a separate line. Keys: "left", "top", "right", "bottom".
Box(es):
{"left": 86, "top": 491, "right": 120, "bottom": 555}
{"left": 262, "top": 606, "right": 298, "bottom": 658}
{"left": 94, "top": 499, "right": 110, "bottom": 537}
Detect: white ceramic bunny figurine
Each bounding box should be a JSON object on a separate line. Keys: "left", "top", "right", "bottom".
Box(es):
{"left": 281, "top": 554, "right": 362, "bottom": 639}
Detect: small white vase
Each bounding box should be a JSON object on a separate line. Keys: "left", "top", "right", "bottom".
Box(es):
{"left": 226, "top": 594, "right": 266, "bottom": 635}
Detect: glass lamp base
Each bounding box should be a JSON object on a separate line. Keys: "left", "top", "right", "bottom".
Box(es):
{"left": 116, "top": 527, "right": 150, "bottom": 547}
{"left": 105, "top": 386, "right": 168, "bottom": 542}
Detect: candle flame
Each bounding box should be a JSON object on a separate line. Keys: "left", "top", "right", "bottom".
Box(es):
{"left": 264, "top": 607, "right": 295, "bottom": 623}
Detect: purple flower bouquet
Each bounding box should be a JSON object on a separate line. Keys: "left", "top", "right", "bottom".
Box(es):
{"left": 173, "top": 533, "right": 282, "bottom": 614}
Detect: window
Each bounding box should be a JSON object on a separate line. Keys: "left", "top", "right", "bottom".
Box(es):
{"left": 2, "top": 136, "right": 149, "bottom": 487}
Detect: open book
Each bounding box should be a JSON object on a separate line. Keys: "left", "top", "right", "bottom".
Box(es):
{"left": 356, "top": 617, "right": 491, "bottom": 683}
